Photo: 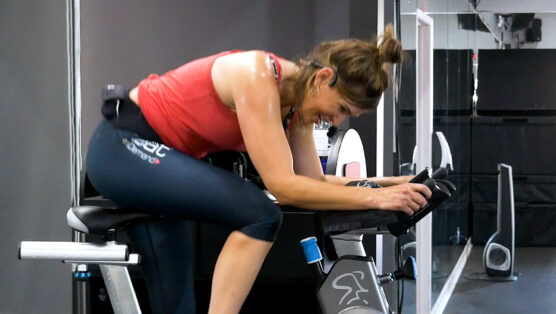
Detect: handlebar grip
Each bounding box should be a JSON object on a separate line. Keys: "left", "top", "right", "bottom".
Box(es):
{"left": 409, "top": 168, "right": 431, "bottom": 184}
{"left": 431, "top": 167, "right": 448, "bottom": 179}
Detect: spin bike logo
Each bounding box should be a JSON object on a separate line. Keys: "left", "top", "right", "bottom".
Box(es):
{"left": 122, "top": 138, "right": 171, "bottom": 165}
{"left": 332, "top": 271, "right": 370, "bottom": 306}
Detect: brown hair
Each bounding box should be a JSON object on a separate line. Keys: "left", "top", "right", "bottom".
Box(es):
{"left": 282, "top": 24, "right": 403, "bottom": 111}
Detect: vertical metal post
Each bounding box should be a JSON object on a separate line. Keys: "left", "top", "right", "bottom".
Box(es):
{"left": 375, "top": 0, "right": 385, "bottom": 274}
{"left": 67, "top": 0, "right": 81, "bottom": 209}
{"left": 67, "top": 0, "right": 84, "bottom": 312}
{"left": 415, "top": 9, "right": 434, "bottom": 314}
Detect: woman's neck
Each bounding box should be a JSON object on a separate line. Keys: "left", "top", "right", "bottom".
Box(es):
{"left": 278, "top": 60, "right": 300, "bottom": 108}
{"left": 279, "top": 78, "right": 297, "bottom": 109}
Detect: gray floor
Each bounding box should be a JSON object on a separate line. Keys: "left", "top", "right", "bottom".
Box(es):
{"left": 398, "top": 245, "right": 467, "bottom": 313}
{"left": 445, "top": 246, "right": 556, "bottom": 314}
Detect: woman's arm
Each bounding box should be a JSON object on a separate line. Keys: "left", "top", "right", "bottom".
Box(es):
{"left": 322, "top": 175, "right": 413, "bottom": 186}
{"left": 223, "top": 51, "right": 430, "bottom": 215}
{"left": 287, "top": 122, "right": 413, "bottom": 187}
{"left": 286, "top": 117, "right": 326, "bottom": 180}
{"left": 365, "top": 176, "right": 413, "bottom": 187}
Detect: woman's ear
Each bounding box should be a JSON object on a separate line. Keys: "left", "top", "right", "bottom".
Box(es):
{"left": 315, "top": 67, "right": 336, "bottom": 87}
{"left": 328, "top": 70, "right": 338, "bottom": 87}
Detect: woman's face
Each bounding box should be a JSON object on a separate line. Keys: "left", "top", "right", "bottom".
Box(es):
{"left": 300, "top": 68, "right": 368, "bottom": 127}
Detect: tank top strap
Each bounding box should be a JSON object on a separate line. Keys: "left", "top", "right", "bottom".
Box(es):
{"left": 267, "top": 53, "right": 282, "bottom": 86}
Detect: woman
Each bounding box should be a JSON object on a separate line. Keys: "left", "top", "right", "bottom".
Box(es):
{"left": 86, "top": 25, "right": 431, "bottom": 314}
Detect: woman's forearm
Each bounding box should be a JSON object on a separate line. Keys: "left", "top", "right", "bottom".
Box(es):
{"left": 322, "top": 174, "right": 360, "bottom": 185}
{"left": 267, "top": 174, "right": 430, "bottom": 216}
{"left": 369, "top": 176, "right": 412, "bottom": 187}
{"left": 322, "top": 174, "right": 412, "bottom": 187}
{"left": 271, "top": 175, "right": 379, "bottom": 210}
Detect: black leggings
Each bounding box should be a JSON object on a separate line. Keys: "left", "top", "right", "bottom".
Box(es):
{"left": 86, "top": 120, "right": 283, "bottom": 313}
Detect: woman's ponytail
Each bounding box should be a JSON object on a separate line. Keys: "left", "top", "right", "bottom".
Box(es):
{"left": 377, "top": 25, "right": 403, "bottom": 65}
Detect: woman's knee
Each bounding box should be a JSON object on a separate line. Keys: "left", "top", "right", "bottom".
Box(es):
{"left": 241, "top": 204, "right": 283, "bottom": 242}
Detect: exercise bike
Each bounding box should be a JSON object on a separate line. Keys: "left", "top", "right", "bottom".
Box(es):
{"left": 18, "top": 129, "right": 454, "bottom": 314}
{"left": 298, "top": 128, "right": 455, "bottom": 314}
{"left": 300, "top": 166, "right": 455, "bottom": 314}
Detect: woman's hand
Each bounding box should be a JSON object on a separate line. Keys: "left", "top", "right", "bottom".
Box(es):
{"left": 368, "top": 183, "right": 432, "bottom": 216}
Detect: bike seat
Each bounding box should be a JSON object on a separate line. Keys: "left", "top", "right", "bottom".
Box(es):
{"left": 67, "top": 206, "right": 157, "bottom": 234}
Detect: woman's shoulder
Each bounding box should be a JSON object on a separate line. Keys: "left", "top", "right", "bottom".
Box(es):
{"left": 216, "top": 50, "right": 273, "bottom": 69}
{"left": 211, "top": 51, "right": 279, "bottom": 107}
{"left": 216, "top": 50, "right": 297, "bottom": 81}
{"left": 213, "top": 50, "right": 281, "bottom": 84}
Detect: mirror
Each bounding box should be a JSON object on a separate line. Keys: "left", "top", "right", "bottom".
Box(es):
{"left": 399, "top": 0, "right": 556, "bottom": 312}
{"left": 398, "top": 0, "right": 478, "bottom": 310}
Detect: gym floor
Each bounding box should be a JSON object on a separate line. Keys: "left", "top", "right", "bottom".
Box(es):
{"left": 401, "top": 246, "right": 556, "bottom": 314}
{"left": 446, "top": 246, "right": 556, "bottom": 314}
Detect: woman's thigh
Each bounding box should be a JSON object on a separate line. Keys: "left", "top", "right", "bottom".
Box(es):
{"left": 86, "top": 121, "right": 281, "bottom": 233}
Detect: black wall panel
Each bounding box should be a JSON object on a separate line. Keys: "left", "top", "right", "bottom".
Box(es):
{"left": 472, "top": 203, "right": 556, "bottom": 246}
{"left": 399, "top": 49, "right": 473, "bottom": 114}
{"left": 477, "top": 49, "right": 556, "bottom": 113}
{"left": 471, "top": 116, "right": 556, "bottom": 175}
{"left": 472, "top": 175, "right": 556, "bottom": 204}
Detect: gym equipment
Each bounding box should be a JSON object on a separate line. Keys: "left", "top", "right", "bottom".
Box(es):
{"left": 300, "top": 166, "right": 454, "bottom": 314}
{"left": 19, "top": 194, "right": 152, "bottom": 314}
{"left": 466, "top": 163, "right": 519, "bottom": 282}
{"left": 19, "top": 151, "right": 252, "bottom": 314}
{"left": 302, "top": 128, "right": 455, "bottom": 314}
{"left": 18, "top": 128, "right": 454, "bottom": 314}
{"left": 301, "top": 236, "right": 415, "bottom": 314}
{"left": 484, "top": 164, "right": 516, "bottom": 278}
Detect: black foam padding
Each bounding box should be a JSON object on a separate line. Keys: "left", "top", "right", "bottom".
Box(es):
{"left": 472, "top": 175, "right": 556, "bottom": 204}
{"left": 472, "top": 203, "right": 556, "bottom": 246}
{"left": 399, "top": 49, "right": 473, "bottom": 114}
{"left": 477, "top": 49, "right": 556, "bottom": 113}
{"left": 471, "top": 116, "right": 556, "bottom": 175}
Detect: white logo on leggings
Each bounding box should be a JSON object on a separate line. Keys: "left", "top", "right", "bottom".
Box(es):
{"left": 122, "top": 138, "right": 171, "bottom": 165}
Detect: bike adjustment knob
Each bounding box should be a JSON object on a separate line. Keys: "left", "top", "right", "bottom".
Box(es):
{"left": 393, "top": 256, "right": 417, "bottom": 280}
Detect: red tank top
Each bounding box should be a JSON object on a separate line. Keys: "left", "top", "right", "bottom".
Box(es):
{"left": 137, "top": 51, "right": 282, "bottom": 159}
